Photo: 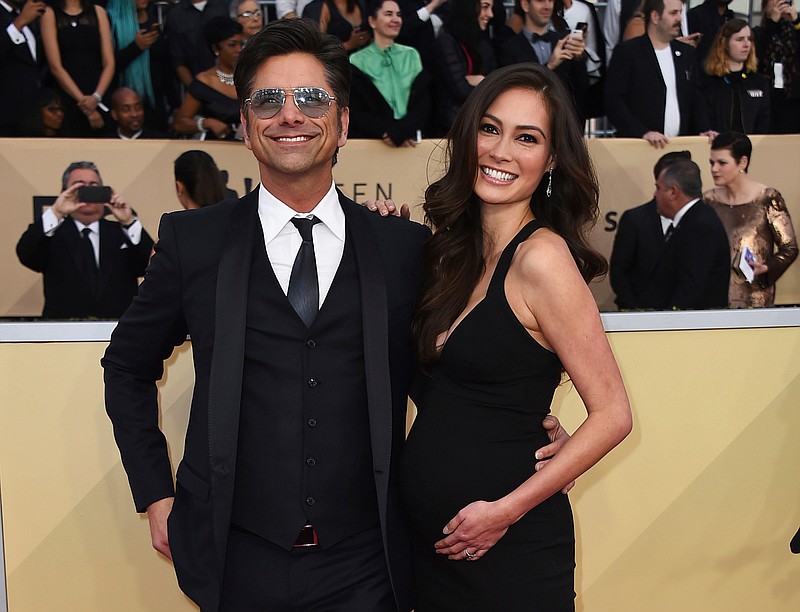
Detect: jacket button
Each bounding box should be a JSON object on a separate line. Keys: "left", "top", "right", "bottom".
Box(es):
{"left": 308, "top": 378, "right": 318, "bottom": 388}
{"left": 306, "top": 497, "right": 316, "bottom": 506}
{"left": 306, "top": 457, "right": 316, "bottom": 466}
{"left": 307, "top": 418, "right": 317, "bottom": 427}
{"left": 306, "top": 339, "right": 316, "bottom": 348}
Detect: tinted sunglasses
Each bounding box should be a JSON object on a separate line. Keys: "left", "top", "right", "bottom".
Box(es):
{"left": 245, "top": 87, "right": 337, "bottom": 119}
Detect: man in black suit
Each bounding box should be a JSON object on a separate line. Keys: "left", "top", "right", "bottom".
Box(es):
{"left": 0, "top": 0, "right": 45, "bottom": 136}
{"left": 102, "top": 19, "right": 429, "bottom": 611}
{"left": 105, "top": 87, "right": 170, "bottom": 139}
{"left": 605, "top": 0, "right": 712, "bottom": 148}
{"left": 16, "top": 161, "right": 154, "bottom": 319}
{"left": 610, "top": 150, "right": 691, "bottom": 310}
{"left": 687, "top": 0, "right": 734, "bottom": 67}
{"left": 499, "top": 0, "right": 589, "bottom": 123}
{"left": 639, "top": 159, "right": 730, "bottom": 310}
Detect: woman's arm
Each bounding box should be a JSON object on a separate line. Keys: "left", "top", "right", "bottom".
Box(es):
{"left": 762, "top": 189, "right": 799, "bottom": 286}
{"left": 94, "top": 6, "right": 116, "bottom": 99}
{"left": 435, "top": 230, "right": 632, "bottom": 560}
{"left": 173, "top": 91, "right": 231, "bottom": 139}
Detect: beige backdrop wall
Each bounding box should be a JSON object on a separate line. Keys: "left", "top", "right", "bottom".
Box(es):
{"left": 2, "top": 136, "right": 799, "bottom": 316}
{"left": 1, "top": 325, "right": 799, "bottom": 611}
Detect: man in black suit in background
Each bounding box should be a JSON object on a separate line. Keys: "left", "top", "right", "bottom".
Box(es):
{"left": 605, "top": 0, "right": 713, "bottom": 148}
{"left": 639, "top": 159, "right": 730, "bottom": 310}
{"left": 499, "top": 0, "right": 589, "bottom": 122}
{"left": 105, "top": 87, "right": 170, "bottom": 140}
{"left": 0, "top": 0, "right": 46, "bottom": 136}
{"left": 16, "top": 161, "right": 154, "bottom": 319}
{"left": 103, "top": 19, "right": 429, "bottom": 612}
{"left": 610, "top": 150, "right": 691, "bottom": 310}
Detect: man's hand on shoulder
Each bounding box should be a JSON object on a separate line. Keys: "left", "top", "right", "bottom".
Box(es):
{"left": 146, "top": 497, "right": 174, "bottom": 561}
{"left": 361, "top": 199, "right": 411, "bottom": 219}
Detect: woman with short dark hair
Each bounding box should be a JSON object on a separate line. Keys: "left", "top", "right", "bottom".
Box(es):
{"left": 704, "top": 131, "right": 798, "bottom": 307}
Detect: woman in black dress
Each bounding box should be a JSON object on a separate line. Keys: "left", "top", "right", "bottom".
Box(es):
{"left": 400, "top": 63, "right": 632, "bottom": 611}
{"left": 173, "top": 18, "right": 244, "bottom": 140}
{"left": 40, "top": 0, "right": 115, "bottom": 136}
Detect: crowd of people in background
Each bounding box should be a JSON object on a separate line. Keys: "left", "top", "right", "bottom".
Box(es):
{"left": 5, "top": 0, "right": 800, "bottom": 314}
{"left": 3, "top": 0, "right": 799, "bottom": 140}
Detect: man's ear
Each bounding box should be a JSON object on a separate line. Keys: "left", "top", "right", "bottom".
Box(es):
{"left": 338, "top": 106, "right": 350, "bottom": 147}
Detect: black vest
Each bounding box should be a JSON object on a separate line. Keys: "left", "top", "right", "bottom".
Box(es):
{"left": 231, "top": 224, "right": 379, "bottom": 550}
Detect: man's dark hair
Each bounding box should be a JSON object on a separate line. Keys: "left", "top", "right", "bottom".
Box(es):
{"left": 653, "top": 150, "right": 691, "bottom": 180}
{"left": 643, "top": 0, "right": 666, "bottom": 24}
{"left": 61, "top": 161, "right": 102, "bottom": 191}
{"left": 660, "top": 159, "right": 702, "bottom": 199}
{"left": 234, "top": 18, "right": 351, "bottom": 111}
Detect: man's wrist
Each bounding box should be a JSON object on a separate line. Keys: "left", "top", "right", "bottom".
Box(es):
{"left": 122, "top": 216, "right": 138, "bottom": 229}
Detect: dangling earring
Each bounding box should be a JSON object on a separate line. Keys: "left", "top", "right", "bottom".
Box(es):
{"left": 546, "top": 167, "right": 553, "bottom": 198}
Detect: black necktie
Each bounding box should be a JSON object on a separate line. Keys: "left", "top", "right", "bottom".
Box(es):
{"left": 81, "top": 227, "right": 99, "bottom": 294}
{"left": 664, "top": 223, "right": 675, "bottom": 242}
{"left": 287, "top": 216, "right": 321, "bottom": 327}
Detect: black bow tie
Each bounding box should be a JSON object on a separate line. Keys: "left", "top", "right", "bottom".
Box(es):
{"left": 531, "top": 31, "right": 554, "bottom": 44}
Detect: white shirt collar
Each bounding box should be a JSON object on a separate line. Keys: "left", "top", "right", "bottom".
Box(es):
{"left": 258, "top": 181, "right": 345, "bottom": 243}
{"left": 72, "top": 218, "right": 100, "bottom": 234}
{"left": 118, "top": 128, "right": 143, "bottom": 140}
{"left": 672, "top": 198, "right": 700, "bottom": 228}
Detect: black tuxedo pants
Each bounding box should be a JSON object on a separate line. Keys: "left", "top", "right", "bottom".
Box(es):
{"left": 220, "top": 524, "right": 396, "bottom": 611}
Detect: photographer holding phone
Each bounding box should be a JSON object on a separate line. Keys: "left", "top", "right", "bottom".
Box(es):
{"left": 16, "top": 161, "right": 154, "bottom": 319}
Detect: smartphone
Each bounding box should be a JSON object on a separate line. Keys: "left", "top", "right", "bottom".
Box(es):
{"left": 78, "top": 185, "right": 112, "bottom": 203}
{"left": 570, "top": 22, "right": 587, "bottom": 40}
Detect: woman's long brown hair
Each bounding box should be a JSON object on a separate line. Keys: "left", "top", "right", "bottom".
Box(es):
{"left": 412, "top": 64, "right": 606, "bottom": 365}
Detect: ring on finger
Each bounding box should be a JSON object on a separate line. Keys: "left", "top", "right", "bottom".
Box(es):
{"left": 464, "top": 549, "right": 476, "bottom": 559}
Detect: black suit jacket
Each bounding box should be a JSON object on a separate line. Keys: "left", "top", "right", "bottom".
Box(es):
{"left": 102, "top": 190, "right": 430, "bottom": 611}
{"left": 639, "top": 200, "right": 730, "bottom": 310}
{"left": 610, "top": 199, "right": 666, "bottom": 310}
{"left": 348, "top": 66, "right": 431, "bottom": 145}
{"left": 0, "top": 4, "right": 44, "bottom": 135}
{"left": 16, "top": 215, "right": 154, "bottom": 318}
{"left": 605, "top": 34, "right": 710, "bottom": 138}
{"left": 498, "top": 30, "right": 589, "bottom": 122}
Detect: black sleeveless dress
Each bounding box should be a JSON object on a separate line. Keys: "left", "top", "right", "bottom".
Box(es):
{"left": 400, "top": 220, "right": 575, "bottom": 611}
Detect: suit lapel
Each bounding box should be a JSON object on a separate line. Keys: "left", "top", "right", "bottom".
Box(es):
{"left": 339, "top": 193, "right": 393, "bottom": 480}
{"left": 207, "top": 191, "right": 258, "bottom": 577}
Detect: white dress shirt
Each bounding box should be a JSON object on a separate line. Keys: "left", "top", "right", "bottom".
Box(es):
{"left": 2, "top": 0, "right": 37, "bottom": 61}
{"left": 655, "top": 45, "right": 680, "bottom": 137}
{"left": 41, "top": 207, "right": 144, "bottom": 267}
{"left": 257, "top": 182, "right": 345, "bottom": 309}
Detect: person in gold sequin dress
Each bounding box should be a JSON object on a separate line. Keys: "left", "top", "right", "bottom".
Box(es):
{"left": 703, "top": 131, "right": 798, "bottom": 307}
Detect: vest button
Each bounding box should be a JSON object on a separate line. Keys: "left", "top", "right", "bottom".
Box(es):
{"left": 308, "top": 378, "right": 318, "bottom": 388}
{"left": 306, "top": 339, "right": 316, "bottom": 349}
{"left": 306, "top": 457, "right": 316, "bottom": 466}
{"left": 306, "top": 497, "right": 316, "bottom": 506}
{"left": 307, "top": 418, "right": 317, "bottom": 427}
